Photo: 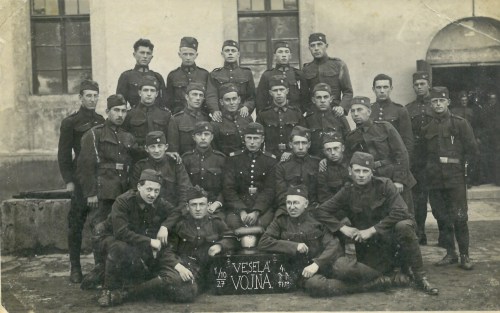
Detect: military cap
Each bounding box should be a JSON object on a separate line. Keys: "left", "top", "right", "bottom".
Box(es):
{"left": 312, "top": 83, "right": 332, "bottom": 95}
{"left": 219, "top": 83, "right": 239, "bottom": 98}
{"left": 373, "top": 73, "right": 392, "bottom": 87}
{"left": 322, "top": 132, "right": 344, "bottom": 145}
{"left": 286, "top": 184, "right": 308, "bottom": 199}
{"left": 290, "top": 125, "right": 311, "bottom": 141}
{"left": 350, "top": 151, "right": 374, "bottom": 170}
{"left": 186, "top": 185, "right": 208, "bottom": 201}
{"left": 458, "top": 90, "right": 468, "bottom": 98}
{"left": 244, "top": 122, "right": 265, "bottom": 135}
{"left": 350, "top": 96, "right": 371, "bottom": 108}
{"left": 139, "top": 169, "right": 163, "bottom": 184}
{"left": 146, "top": 131, "right": 166, "bottom": 146}
{"left": 269, "top": 77, "right": 289, "bottom": 89}
{"left": 140, "top": 76, "right": 159, "bottom": 89}
{"left": 222, "top": 40, "right": 239, "bottom": 51}
{"left": 186, "top": 82, "right": 206, "bottom": 94}
{"left": 80, "top": 80, "right": 99, "bottom": 93}
{"left": 413, "top": 71, "right": 430, "bottom": 82}
{"left": 430, "top": 86, "right": 449, "bottom": 99}
{"left": 193, "top": 121, "right": 213, "bottom": 134}
{"left": 309, "top": 33, "right": 327, "bottom": 44}
{"left": 180, "top": 36, "right": 198, "bottom": 50}
{"left": 273, "top": 41, "right": 290, "bottom": 52}
{"left": 107, "top": 94, "right": 126, "bottom": 109}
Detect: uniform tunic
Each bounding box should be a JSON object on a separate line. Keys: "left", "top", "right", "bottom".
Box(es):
{"left": 304, "top": 108, "right": 351, "bottom": 157}
{"left": 317, "top": 158, "right": 350, "bottom": 203}
{"left": 167, "top": 108, "right": 209, "bottom": 155}
{"left": 116, "top": 65, "right": 167, "bottom": 109}
{"left": 123, "top": 103, "right": 171, "bottom": 147}
{"left": 211, "top": 111, "right": 252, "bottom": 156}
{"left": 165, "top": 64, "right": 209, "bottom": 114}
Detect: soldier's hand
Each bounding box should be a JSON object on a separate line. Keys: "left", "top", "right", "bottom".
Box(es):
{"left": 319, "top": 158, "right": 327, "bottom": 172}
{"left": 245, "top": 211, "right": 260, "bottom": 225}
{"left": 394, "top": 182, "right": 404, "bottom": 193}
{"left": 340, "top": 225, "right": 359, "bottom": 239}
{"left": 156, "top": 226, "right": 169, "bottom": 246}
{"left": 66, "top": 182, "right": 75, "bottom": 192}
{"left": 208, "top": 202, "right": 221, "bottom": 214}
{"left": 174, "top": 263, "right": 194, "bottom": 282}
{"left": 302, "top": 262, "right": 319, "bottom": 278}
{"left": 296, "top": 243, "right": 309, "bottom": 254}
{"left": 239, "top": 106, "right": 249, "bottom": 118}
{"left": 150, "top": 238, "right": 162, "bottom": 251}
{"left": 211, "top": 111, "right": 223, "bottom": 123}
{"left": 332, "top": 106, "right": 344, "bottom": 117}
{"left": 240, "top": 210, "right": 248, "bottom": 224}
{"left": 356, "top": 227, "right": 376, "bottom": 242}
{"left": 280, "top": 152, "right": 292, "bottom": 162}
{"left": 166, "top": 152, "right": 182, "bottom": 164}
{"left": 87, "top": 196, "right": 98, "bottom": 209}
{"left": 208, "top": 244, "right": 222, "bottom": 256}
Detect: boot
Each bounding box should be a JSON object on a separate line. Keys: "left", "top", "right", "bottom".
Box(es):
{"left": 413, "top": 271, "right": 439, "bottom": 295}
{"left": 362, "top": 276, "right": 392, "bottom": 292}
{"left": 80, "top": 263, "right": 104, "bottom": 290}
{"left": 98, "top": 289, "right": 128, "bottom": 307}
{"left": 459, "top": 254, "right": 473, "bottom": 270}
{"left": 70, "top": 265, "right": 83, "bottom": 283}
{"left": 129, "top": 277, "right": 167, "bottom": 300}
{"left": 434, "top": 252, "right": 458, "bottom": 266}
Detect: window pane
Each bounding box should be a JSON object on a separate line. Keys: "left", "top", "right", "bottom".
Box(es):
{"left": 79, "top": 0, "right": 90, "bottom": 14}
{"left": 65, "top": 21, "right": 90, "bottom": 44}
{"left": 271, "top": 0, "right": 298, "bottom": 10}
{"left": 239, "top": 17, "right": 267, "bottom": 40}
{"left": 35, "top": 46, "right": 62, "bottom": 70}
{"left": 32, "top": 0, "right": 60, "bottom": 15}
{"left": 252, "top": 0, "right": 265, "bottom": 10}
{"left": 270, "top": 0, "right": 284, "bottom": 10}
{"left": 65, "top": 0, "right": 78, "bottom": 14}
{"left": 240, "top": 41, "right": 267, "bottom": 64}
{"left": 67, "top": 69, "right": 92, "bottom": 93}
{"left": 67, "top": 45, "right": 91, "bottom": 68}
{"left": 36, "top": 71, "right": 63, "bottom": 94}
{"left": 271, "top": 16, "right": 298, "bottom": 38}
{"left": 238, "top": 0, "right": 251, "bottom": 11}
{"left": 34, "top": 22, "right": 61, "bottom": 46}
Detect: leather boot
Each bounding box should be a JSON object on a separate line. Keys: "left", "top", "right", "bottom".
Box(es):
{"left": 80, "top": 263, "right": 104, "bottom": 290}
{"left": 434, "top": 252, "right": 458, "bottom": 266}
{"left": 362, "top": 276, "right": 392, "bottom": 292}
{"left": 70, "top": 265, "right": 83, "bottom": 283}
{"left": 413, "top": 271, "right": 439, "bottom": 295}
{"left": 459, "top": 254, "right": 473, "bottom": 270}
{"left": 129, "top": 277, "right": 167, "bottom": 300}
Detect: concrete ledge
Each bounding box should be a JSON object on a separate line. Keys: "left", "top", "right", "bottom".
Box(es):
{"left": 468, "top": 184, "right": 500, "bottom": 200}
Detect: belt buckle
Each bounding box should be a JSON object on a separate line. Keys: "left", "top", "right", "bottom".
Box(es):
{"left": 439, "top": 157, "right": 448, "bottom": 164}
{"left": 248, "top": 186, "right": 257, "bottom": 195}
{"left": 278, "top": 143, "right": 286, "bottom": 151}
{"left": 116, "top": 163, "right": 124, "bottom": 170}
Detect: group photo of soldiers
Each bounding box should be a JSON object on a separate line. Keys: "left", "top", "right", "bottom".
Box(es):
{"left": 57, "top": 30, "right": 498, "bottom": 307}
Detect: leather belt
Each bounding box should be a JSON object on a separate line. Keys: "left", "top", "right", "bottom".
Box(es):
{"left": 99, "top": 163, "right": 128, "bottom": 171}
{"left": 439, "top": 157, "right": 460, "bottom": 164}
{"left": 374, "top": 159, "right": 392, "bottom": 168}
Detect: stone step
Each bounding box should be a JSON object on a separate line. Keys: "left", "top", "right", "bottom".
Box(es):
{"left": 468, "top": 184, "right": 500, "bottom": 200}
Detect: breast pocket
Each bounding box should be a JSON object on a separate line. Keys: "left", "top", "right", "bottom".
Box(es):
{"left": 233, "top": 77, "right": 249, "bottom": 98}
{"left": 367, "top": 134, "right": 389, "bottom": 158}
{"left": 206, "top": 167, "right": 223, "bottom": 186}
{"left": 152, "top": 118, "right": 168, "bottom": 131}
{"left": 284, "top": 171, "right": 302, "bottom": 186}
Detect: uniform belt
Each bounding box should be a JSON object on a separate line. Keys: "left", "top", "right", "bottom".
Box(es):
{"left": 99, "top": 163, "right": 128, "bottom": 171}
{"left": 439, "top": 157, "right": 460, "bottom": 164}
{"left": 374, "top": 159, "right": 392, "bottom": 168}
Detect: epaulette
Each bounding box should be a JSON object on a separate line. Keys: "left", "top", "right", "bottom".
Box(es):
{"left": 391, "top": 102, "right": 404, "bottom": 107}
{"left": 374, "top": 120, "right": 391, "bottom": 125}
{"left": 181, "top": 150, "right": 195, "bottom": 158}
{"left": 92, "top": 124, "right": 105, "bottom": 130}
{"left": 212, "top": 149, "right": 227, "bottom": 158}
{"left": 68, "top": 110, "right": 79, "bottom": 117}
{"left": 240, "top": 66, "right": 252, "bottom": 71}
{"left": 263, "top": 151, "right": 276, "bottom": 159}
{"left": 450, "top": 113, "right": 465, "bottom": 121}
{"left": 172, "top": 110, "right": 184, "bottom": 117}
{"left": 309, "top": 154, "right": 321, "bottom": 161}
{"left": 212, "top": 67, "right": 223, "bottom": 72}
{"left": 229, "top": 150, "right": 244, "bottom": 157}
{"left": 260, "top": 106, "right": 274, "bottom": 112}
{"left": 303, "top": 61, "right": 312, "bottom": 67}
{"left": 329, "top": 57, "right": 342, "bottom": 62}
{"left": 304, "top": 110, "right": 315, "bottom": 118}
{"left": 158, "top": 105, "right": 171, "bottom": 113}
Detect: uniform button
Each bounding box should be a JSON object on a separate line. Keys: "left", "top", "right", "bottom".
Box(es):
{"left": 379, "top": 117, "right": 382, "bottom": 120}
{"left": 251, "top": 164, "right": 254, "bottom": 167}
{"left": 251, "top": 170, "right": 254, "bottom": 173}
{"left": 252, "top": 160, "right": 256, "bottom": 163}
{"left": 198, "top": 237, "right": 201, "bottom": 239}
{"left": 197, "top": 226, "right": 200, "bottom": 229}
{"left": 251, "top": 176, "right": 254, "bottom": 178}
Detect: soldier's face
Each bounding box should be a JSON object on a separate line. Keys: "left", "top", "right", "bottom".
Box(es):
{"left": 269, "top": 86, "right": 289, "bottom": 105}
{"left": 460, "top": 96, "right": 468, "bottom": 107}
{"left": 290, "top": 135, "right": 311, "bottom": 157}
{"left": 275, "top": 48, "right": 291, "bottom": 65}
{"left": 312, "top": 90, "right": 333, "bottom": 111}
{"left": 80, "top": 90, "right": 99, "bottom": 110}
{"left": 133, "top": 46, "right": 153, "bottom": 66}
{"left": 350, "top": 104, "right": 371, "bottom": 124}
{"left": 245, "top": 134, "right": 264, "bottom": 152}
{"left": 138, "top": 86, "right": 158, "bottom": 106}
{"left": 137, "top": 180, "right": 161, "bottom": 204}
{"left": 187, "top": 197, "right": 209, "bottom": 219}
{"left": 413, "top": 79, "right": 430, "bottom": 97}
{"left": 221, "top": 47, "right": 240, "bottom": 63}
{"left": 373, "top": 80, "right": 393, "bottom": 101}
{"left": 107, "top": 105, "right": 128, "bottom": 126}
{"left": 309, "top": 41, "right": 328, "bottom": 59}
{"left": 430, "top": 98, "right": 449, "bottom": 113}
{"left": 286, "top": 195, "right": 308, "bottom": 218}
{"left": 350, "top": 164, "right": 373, "bottom": 186}
{"left": 193, "top": 131, "right": 213, "bottom": 149}
{"left": 323, "top": 142, "right": 344, "bottom": 162}
{"left": 185, "top": 90, "right": 205, "bottom": 110}
{"left": 178, "top": 47, "right": 198, "bottom": 66}
{"left": 145, "top": 143, "right": 167, "bottom": 160}
{"left": 220, "top": 91, "right": 241, "bottom": 112}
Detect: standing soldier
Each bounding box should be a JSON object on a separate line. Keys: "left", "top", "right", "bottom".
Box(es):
{"left": 256, "top": 41, "right": 307, "bottom": 113}
{"left": 302, "top": 33, "right": 353, "bottom": 114}
{"left": 77, "top": 94, "right": 136, "bottom": 288}
{"left": 422, "top": 87, "right": 478, "bottom": 270}
{"left": 165, "top": 37, "right": 209, "bottom": 114}
{"left": 58, "top": 80, "right": 104, "bottom": 283}
{"left": 116, "top": 38, "right": 167, "bottom": 109}
{"left": 206, "top": 40, "right": 255, "bottom": 123}
{"left": 211, "top": 83, "right": 253, "bottom": 156}
{"left": 305, "top": 83, "right": 351, "bottom": 157}
{"left": 475, "top": 91, "right": 497, "bottom": 184}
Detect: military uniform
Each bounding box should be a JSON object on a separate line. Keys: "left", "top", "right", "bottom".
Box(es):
{"left": 165, "top": 64, "right": 209, "bottom": 114}
{"left": 305, "top": 108, "right": 351, "bottom": 157}
{"left": 317, "top": 158, "right": 350, "bottom": 203}
{"left": 474, "top": 99, "right": 497, "bottom": 183}
{"left": 211, "top": 110, "right": 252, "bottom": 156}
{"left": 167, "top": 107, "right": 209, "bottom": 155}
{"left": 116, "top": 65, "right": 167, "bottom": 109}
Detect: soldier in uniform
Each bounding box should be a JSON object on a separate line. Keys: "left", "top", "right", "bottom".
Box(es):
{"left": 451, "top": 91, "right": 474, "bottom": 123}
{"left": 256, "top": 41, "right": 307, "bottom": 113}
{"left": 167, "top": 82, "right": 210, "bottom": 155}
{"left": 116, "top": 38, "right": 167, "bottom": 109}
{"left": 346, "top": 96, "right": 416, "bottom": 214}
{"left": 165, "top": 37, "right": 209, "bottom": 114}
{"left": 305, "top": 83, "right": 351, "bottom": 157}
{"left": 256, "top": 78, "right": 305, "bottom": 159}
{"left": 302, "top": 33, "right": 353, "bottom": 114}
{"left": 223, "top": 122, "right": 278, "bottom": 230}
{"left": 475, "top": 91, "right": 497, "bottom": 184}
{"left": 58, "top": 80, "right": 105, "bottom": 283}
{"left": 77, "top": 94, "right": 136, "bottom": 288}
{"left": 182, "top": 122, "right": 226, "bottom": 218}
{"left": 206, "top": 40, "right": 255, "bottom": 123}
{"left": 422, "top": 87, "right": 478, "bottom": 270}
{"left": 315, "top": 152, "right": 439, "bottom": 296}
{"left": 211, "top": 83, "right": 253, "bottom": 156}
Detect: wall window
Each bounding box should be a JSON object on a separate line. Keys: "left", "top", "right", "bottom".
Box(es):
{"left": 31, "top": 0, "right": 92, "bottom": 95}
{"left": 237, "top": 0, "right": 300, "bottom": 83}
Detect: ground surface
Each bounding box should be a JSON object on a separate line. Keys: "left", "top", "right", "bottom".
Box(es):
{"left": 2, "top": 200, "right": 500, "bottom": 312}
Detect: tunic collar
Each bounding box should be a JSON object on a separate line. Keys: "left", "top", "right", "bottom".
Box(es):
{"left": 224, "top": 62, "right": 238, "bottom": 70}
{"left": 134, "top": 64, "right": 150, "bottom": 72}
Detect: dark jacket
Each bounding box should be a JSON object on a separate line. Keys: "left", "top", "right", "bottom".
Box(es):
{"left": 167, "top": 108, "right": 209, "bottom": 155}
{"left": 116, "top": 65, "right": 167, "bottom": 109}
{"left": 211, "top": 111, "right": 252, "bottom": 156}
{"left": 165, "top": 64, "right": 209, "bottom": 114}
{"left": 317, "top": 158, "right": 350, "bottom": 203}
{"left": 123, "top": 103, "right": 171, "bottom": 146}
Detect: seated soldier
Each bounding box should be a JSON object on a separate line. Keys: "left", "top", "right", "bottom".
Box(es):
{"left": 158, "top": 186, "right": 237, "bottom": 303}
{"left": 314, "top": 152, "right": 439, "bottom": 296}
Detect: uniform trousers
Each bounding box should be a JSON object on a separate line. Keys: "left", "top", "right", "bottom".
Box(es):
{"left": 67, "top": 183, "right": 90, "bottom": 268}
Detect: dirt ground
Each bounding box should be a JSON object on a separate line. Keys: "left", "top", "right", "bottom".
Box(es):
{"left": 2, "top": 200, "right": 500, "bottom": 312}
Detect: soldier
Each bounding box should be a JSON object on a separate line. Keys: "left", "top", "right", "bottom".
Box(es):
{"left": 58, "top": 80, "right": 105, "bottom": 283}
{"left": 305, "top": 83, "right": 351, "bottom": 157}
{"left": 211, "top": 83, "right": 253, "bottom": 156}
{"left": 302, "top": 32, "right": 353, "bottom": 114}
{"left": 256, "top": 41, "right": 307, "bottom": 113}
{"left": 346, "top": 96, "right": 416, "bottom": 214}
{"left": 317, "top": 133, "right": 350, "bottom": 204}
{"left": 223, "top": 122, "right": 278, "bottom": 230}
{"left": 256, "top": 78, "right": 305, "bottom": 159}
{"left": 315, "top": 152, "right": 439, "bottom": 295}
{"left": 475, "top": 91, "right": 497, "bottom": 184}
{"left": 77, "top": 94, "right": 136, "bottom": 288}
{"left": 182, "top": 122, "right": 226, "bottom": 218}
{"left": 422, "top": 87, "right": 478, "bottom": 270}
{"left": 167, "top": 82, "right": 210, "bottom": 155}
{"left": 165, "top": 37, "right": 209, "bottom": 114}
{"left": 406, "top": 71, "right": 434, "bottom": 245}
{"left": 370, "top": 74, "right": 414, "bottom": 156}
{"left": 206, "top": 40, "right": 255, "bottom": 123}
{"left": 116, "top": 38, "right": 167, "bottom": 109}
